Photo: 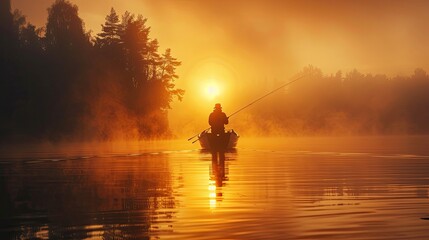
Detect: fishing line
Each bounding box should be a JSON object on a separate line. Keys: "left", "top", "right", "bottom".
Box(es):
{"left": 187, "top": 74, "right": 306, "bottom": 141}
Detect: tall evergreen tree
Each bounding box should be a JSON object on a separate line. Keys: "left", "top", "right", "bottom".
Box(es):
{"left": 96, "top": 8, "right": 121, "bottom": 48}
{"left": 1, "top": 2, "right": 187, "bottom": 141}
{"left": 158, "top": 48, "right": 184, "bottom": 109}
{"left": 95, "top": 7, "right": 124, "bottom": 77}
{"left": 121, "top": 14, "right": 151, "bottom": 88}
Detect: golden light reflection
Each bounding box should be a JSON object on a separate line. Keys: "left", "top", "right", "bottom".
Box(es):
{"left": 208, "top": 184, "right": 216, "bottom": 191}
{"left": 208, "top": 152, "right": 228, "bottom": 210}
{"left": 209, "top": 199, "right": 217, "bottom": 209}
{"left": 208, "top": 180, "right": 217, "bottom": 209}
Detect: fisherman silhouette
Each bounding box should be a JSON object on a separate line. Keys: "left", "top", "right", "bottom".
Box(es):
{"left": 209, "top": 103, "right": 229, "bottom": 135}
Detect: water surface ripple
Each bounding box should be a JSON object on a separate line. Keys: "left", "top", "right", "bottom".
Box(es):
{"left": 1, "top": 136, "right": 429, "bottom": 239}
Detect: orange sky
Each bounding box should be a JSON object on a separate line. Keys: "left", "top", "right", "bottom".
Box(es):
{"left": 11, "top": 0, "right": 429, "bottom": 135}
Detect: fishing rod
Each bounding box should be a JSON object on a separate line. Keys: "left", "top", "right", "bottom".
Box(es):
{"left": 187, "top": 74, "right": 306, "bottom": 142}
{"left": 188, "top": 126, "right": 211, "bottom": 142}
{"left": 227, "top": 74, "right": 305, "bottom": 119}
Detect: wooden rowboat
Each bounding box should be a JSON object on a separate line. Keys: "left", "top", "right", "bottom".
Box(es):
{"left": 198, "top": 129, "right": 239, "bottom": 151}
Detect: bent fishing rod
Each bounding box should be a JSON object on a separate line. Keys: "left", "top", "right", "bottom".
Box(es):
{"left": 187, "top": 74, "right": 306, "bottom": 142}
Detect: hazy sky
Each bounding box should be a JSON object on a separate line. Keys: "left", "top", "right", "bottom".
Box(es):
{"left": 11, "top": 0, "right": 429, "bottom": 134}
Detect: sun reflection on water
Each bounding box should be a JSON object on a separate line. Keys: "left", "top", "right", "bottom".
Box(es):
{"left": 208, "top": 152, "right": 229, "bottom": 210}
{"left": 209, "top": 180, "right": 217, "bottom": 209}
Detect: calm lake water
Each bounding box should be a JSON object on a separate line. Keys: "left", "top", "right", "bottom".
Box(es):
{"left": 1, "top": 136, "right": 429, "bottom": 239}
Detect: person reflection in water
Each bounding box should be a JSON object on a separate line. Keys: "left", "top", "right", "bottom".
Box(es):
{"left": 209, "top": 152, "right": 227, "bottom": 209}
{"left": 209, "top": 103, "right": 229, "bottom": 136}
{"left": 211, "top": 152, "right": 227, "bottom": 187}
{"left": 209, "top": 152, "right": 228, "bottom": 209}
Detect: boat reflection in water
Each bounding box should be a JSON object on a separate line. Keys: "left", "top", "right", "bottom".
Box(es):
{"left": 208, "top": 152, "right": 229, "bottom": 209}
{"left": 3, "top": 137, "right": 429, "bottom": 239}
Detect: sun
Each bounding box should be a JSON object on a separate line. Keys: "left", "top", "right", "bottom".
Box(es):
{"left": 205, "top": 83, "right": 220, "bottom": 99}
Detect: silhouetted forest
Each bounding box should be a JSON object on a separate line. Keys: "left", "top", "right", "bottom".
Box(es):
{"left": 0, "top": 0, "right": 184, "bottom": 141}
{"left": 2, "top": 1, "right": 429, "bottom": 141}
{"left": 244, "top": 66, "right": 429, "bottom": 135}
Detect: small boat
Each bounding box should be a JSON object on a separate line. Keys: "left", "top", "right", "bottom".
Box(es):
{"left": 198, "top": 129, "right": 239, "bottom": 151}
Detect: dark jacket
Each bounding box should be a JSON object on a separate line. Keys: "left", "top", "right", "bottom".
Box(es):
{"left": 209, "top": 109, "right": 229, "bottom": 134}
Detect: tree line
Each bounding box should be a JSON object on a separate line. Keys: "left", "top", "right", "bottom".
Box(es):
{"left": 244, "top": 66, "right": 429, "bottom": 135}
{"left": 0, "top": 0, "right": 184, "bottom": 141}
{"left": 2, "top": 0, "right": 428, "bottom": 140}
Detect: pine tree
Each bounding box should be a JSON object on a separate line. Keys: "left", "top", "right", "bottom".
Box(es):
{"left": 96, "top": 8, "right": 121, "bottom": 48}
{"left": 136, "top": 48, "right": 183, "bottom": 136}
{"left": 121, "top": 14, "right": 151, "bottom": 88}
{"left": 157, "top": 48, "right": 184, "bottom": 110}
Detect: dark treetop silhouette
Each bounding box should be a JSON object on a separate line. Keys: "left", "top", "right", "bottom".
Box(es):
{"left": 2, "top": 0, "right": 429, "bottom": 141}
{"left": 0, "top": 0, "right": 184, "bottom": 141}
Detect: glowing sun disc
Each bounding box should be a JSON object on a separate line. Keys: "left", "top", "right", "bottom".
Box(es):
{"left": 205, "top": 84, "right": 220, "bottom": 99}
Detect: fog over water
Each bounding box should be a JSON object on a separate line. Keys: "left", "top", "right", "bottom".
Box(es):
{"left": 2, "top": 2, "right": 429, "bottom": 239}
{"left": 10, "top": 0, "right": 429, "bottom": 138}
{"left": 1, "top": 136, "right": 429, "bottom": 239}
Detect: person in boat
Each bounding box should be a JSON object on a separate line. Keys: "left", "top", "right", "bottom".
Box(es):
{"left": 209, "top": 103, "right": 229, "bottom": 135}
